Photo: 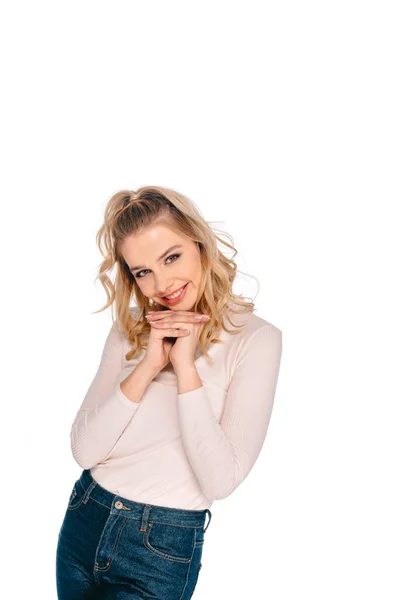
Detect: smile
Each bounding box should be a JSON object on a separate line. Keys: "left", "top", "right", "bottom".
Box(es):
{"left": 164, "top": 285, "right": 186, "bottom": 299}
{"left": 162, "top": 282, "right": 189, "bottom": 304}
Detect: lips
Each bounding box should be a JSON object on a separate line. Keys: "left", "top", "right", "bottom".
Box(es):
{"left": 163, "top": 283, "right": 187, "bottom": 299}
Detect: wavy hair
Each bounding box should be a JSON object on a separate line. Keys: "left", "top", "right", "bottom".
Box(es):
{"left": 92, "top": 186, "right": 258, "bottom": 364}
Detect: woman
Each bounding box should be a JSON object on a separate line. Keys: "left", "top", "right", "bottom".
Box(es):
{"left": 56, "top": 186, "right": 283, "bottom": 599}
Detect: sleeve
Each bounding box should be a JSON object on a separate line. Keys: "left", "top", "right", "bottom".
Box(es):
{"left": 176, "top": 324, "right": 283, "bottom": 501}
{"left": 70, "top": 321, "right": 141, "bottom": 469}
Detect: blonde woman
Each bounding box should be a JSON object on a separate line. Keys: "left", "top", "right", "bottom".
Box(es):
{"left": 56, "top": 187, "right": 283, "bottom": 599}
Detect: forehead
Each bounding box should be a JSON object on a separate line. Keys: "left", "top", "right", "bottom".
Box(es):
{"left": 122, "top": 223, "right": 184, "bottom": 252}
{"left": 120, "top": 224, "right": 192, "bottom": 267}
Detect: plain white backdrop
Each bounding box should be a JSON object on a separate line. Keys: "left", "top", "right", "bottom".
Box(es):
{"left": 1, "top": 1, "right": 399, "bottom": 598}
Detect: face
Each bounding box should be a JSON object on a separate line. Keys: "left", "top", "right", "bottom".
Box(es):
{"left": 119, "top": 223, "right": 203, "bottom": 311}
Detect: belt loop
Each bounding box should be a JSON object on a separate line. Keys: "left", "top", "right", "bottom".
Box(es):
{"left": 82, "top": 480, "right": 97, "bottom": 504}
{"left": 203, "top": 509, "right": 212, "bottom": 533}
{"left": 140, "top": 505, "right": 151, "bottom": 532}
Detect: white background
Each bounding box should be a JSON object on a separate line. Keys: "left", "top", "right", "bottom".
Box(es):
{"left": 1, "top": 1, "right": 399, "bottom": 598}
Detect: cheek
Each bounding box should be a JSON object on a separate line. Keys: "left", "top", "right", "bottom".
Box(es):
{"left": 134, "top": 279, "right": 147, "bottom": 291}
{"left": 187, "top": 255, "right": 202, "bottom": 278}
{"left": 195, "top": 262, "right": 203, "bottom": 283}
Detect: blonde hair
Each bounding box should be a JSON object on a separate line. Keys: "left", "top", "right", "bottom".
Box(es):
{"left": 92, "top": 186, "right": 258, "bottom": 364}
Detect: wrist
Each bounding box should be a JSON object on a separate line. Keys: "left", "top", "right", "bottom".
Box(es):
{"left": 139, "top": 358, "right": 162, "bottom": 379}
{"left": 172, "top": 361, "right": 196, "bottom": 376}
{"left": 174, "top": 364, "right": 202, "bottom": 395}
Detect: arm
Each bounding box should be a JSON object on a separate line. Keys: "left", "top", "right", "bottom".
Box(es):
{"left": 176, "top": 324, "right": 283, "bottom": 501}
{"left": 70, "top": 322, "right": 153, "bottom": 469}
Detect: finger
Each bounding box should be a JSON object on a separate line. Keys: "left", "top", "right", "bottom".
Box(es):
{"left": 148, "top": 320, "right": 173, "bottom": 327}
{"left": 150, "top": 318, "right": 204, "bottom": 328}
{"left": 147, "top": 310, "right": 201, "bottom": 317}
{"left": 149, "top": 320, "right": 190, "bottom": 328}
{"left": 162, "top": 328, "right": 190, "bottom": 336}
{"left": 146, "top": 313, "right": 208, "bottom": 322}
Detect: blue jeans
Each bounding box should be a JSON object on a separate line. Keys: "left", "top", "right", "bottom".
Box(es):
{"left": 56, "top": 468, "right": 212, "bottom": 599}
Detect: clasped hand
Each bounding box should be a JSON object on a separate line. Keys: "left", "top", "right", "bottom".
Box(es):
{"left": 145, "top": 309, "right": 210, "bottom": 370}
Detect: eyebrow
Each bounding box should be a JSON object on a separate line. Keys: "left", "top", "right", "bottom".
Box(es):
{"left": 129, "top": 244, "right": 183, "bottom": 273}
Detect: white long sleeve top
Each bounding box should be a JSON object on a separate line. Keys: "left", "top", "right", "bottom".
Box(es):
{"left": 70, "top": 302, "right": 283, "bottom": 510}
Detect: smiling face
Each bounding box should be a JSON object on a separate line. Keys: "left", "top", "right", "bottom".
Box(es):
{"left": 119, "top": 223, "right": 203, "bottom": 311}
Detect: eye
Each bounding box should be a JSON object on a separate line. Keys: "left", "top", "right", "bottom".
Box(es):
{"left": 135, "top": 253, "right": 181, "bottom": 279}
{"left": 166, "top": 253, "right": 180, "bottom": 265}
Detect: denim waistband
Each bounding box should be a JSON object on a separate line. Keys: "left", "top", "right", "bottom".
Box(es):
{"left": 77, "top": 469, "right": 212, "bottom": 533}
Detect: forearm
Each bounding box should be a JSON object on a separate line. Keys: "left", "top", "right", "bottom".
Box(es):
{"left": 176, "top": 386, "right": 239, "bottom": 500}
{"left": 175, "top": 365, "right": 236, "bottom": 499}
{"left": 71, "top": 360, "right": 157, "bottom": 468}
{"left": 120, "top": 359, "right": 159, "bottom": 402}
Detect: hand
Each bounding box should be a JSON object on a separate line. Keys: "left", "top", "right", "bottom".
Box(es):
{"left": 145, "top": 310, "right": 210, "bottom": 371}
{"left": 141, "top": 311, "right": 189, "bottom": 373}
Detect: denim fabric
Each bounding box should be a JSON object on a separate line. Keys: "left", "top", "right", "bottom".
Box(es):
{"left": 56, "top": 469, "right": 212, "bottom": 599}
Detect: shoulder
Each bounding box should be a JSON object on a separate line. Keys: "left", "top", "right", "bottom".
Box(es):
{"left": 224, "top": 302, "right": 282, "bottom": 340}
{"left": 114, "top": 306, "right": 141, "bottom": 325}
{"left": 221, "top": 303, "right": 282, "bottom": 368}
{"left": 109, "top": 305, "right": 141, "bottom": 339}
{"left": 239, "top": 315, "right": 282, "bottom": 356}
{"left": 129, "top": 305, "right": 141, "bottom": 319}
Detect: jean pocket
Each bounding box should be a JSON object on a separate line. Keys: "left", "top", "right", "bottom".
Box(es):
{"left": 67, "top": 480, "right": 85, "bottom": 511}
{"left": 143, "top": 521, "right": 195, "bottom": 563}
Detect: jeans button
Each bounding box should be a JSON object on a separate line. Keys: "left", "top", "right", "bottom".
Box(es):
{"left": 115, "top": 501, "right": 123, "bottom": 509}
